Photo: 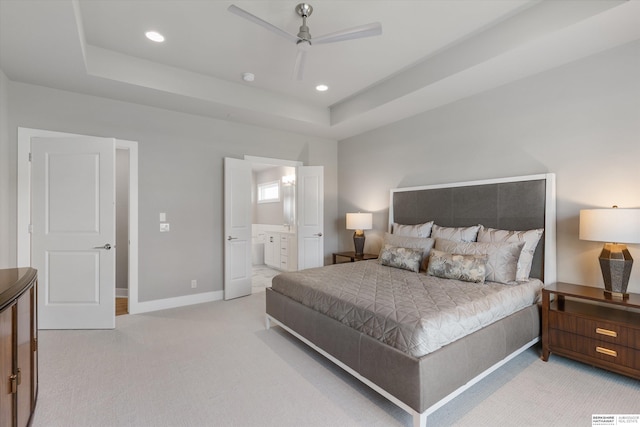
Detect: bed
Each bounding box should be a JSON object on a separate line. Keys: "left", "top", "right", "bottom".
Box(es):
{"left": 265, "top": 174, "right": 556, "bottom": 427}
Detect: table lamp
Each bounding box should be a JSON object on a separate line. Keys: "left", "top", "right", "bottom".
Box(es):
{"left": 346, "top": 213, "right": 372, "bottom": 256}
{"left": 579, "top": 206, "right": 640, "bottom": 299}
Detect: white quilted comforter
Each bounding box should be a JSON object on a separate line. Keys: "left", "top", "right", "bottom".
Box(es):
{"left": 271, "top": 260, "right": 543, "bottom": 358}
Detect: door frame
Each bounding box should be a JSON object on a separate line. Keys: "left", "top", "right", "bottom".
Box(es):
{"left": 16, "top": 127, "right": 140, "bottom": 315}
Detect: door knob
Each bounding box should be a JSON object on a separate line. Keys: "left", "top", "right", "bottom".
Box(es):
{"left": 93, "top": 244, "right": 112, "bottom": 250}
{"left": 227, "top": 236, "right": 238, "bottom": 241}
{"left": 314, "top": 233, "right": 323, "bottom": 237}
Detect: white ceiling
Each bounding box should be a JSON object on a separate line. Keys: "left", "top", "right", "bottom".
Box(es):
{"left": 1, "top": 0, "right": 639, "bottom": 140}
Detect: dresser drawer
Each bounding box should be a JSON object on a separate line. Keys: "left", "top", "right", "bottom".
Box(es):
{"left": 549, "top": 310, "right": 632, "bottom": 347}
{"left": 550, "top": 329, "right": 639, "bottom": 370}
{"left": 632, "top": 329, "right": 640, "bottom": 351}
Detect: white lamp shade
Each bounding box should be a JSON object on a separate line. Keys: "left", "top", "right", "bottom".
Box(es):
{"left": 346, "top": 212, "right": 372, "bottom": 230}
{"left": 579, "top": 208, "right": 640, "bottom": 244}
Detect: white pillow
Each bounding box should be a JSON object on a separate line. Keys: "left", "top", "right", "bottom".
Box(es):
{"left": 477, "top": 226, "right": 543, "bottom": 281}
{"left": 381, "top": 233, "right": 435, "bottom": 271}
{"left": 431, "top": 224, "right": 480, "bottom": 242}
{"left": 393, "top": 221, "right": 433, "bottom": 237}
{"left": 435, "top": 238, "right": 524, "bottom": 284}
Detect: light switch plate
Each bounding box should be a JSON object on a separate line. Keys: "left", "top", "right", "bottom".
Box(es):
{"left": 159, "top": 212, "right": 166, "bottom": 222}
{"left": 160, "top": 223, "right": 170, "bottom": 232}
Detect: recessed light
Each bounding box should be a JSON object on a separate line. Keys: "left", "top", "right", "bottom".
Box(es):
{"left": 316, "top": 84, "right": 329, "bottom": 92}
{"left": 242, "top": 72, "right": 255, "bottom": 82}
{"left": 145, "top": 31, "right": 165, "bottom": 43}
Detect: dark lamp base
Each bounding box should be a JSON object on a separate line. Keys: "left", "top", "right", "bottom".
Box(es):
{"left": 353, "top": 230, "right": 366, "bottom": 256}
{"left": 599, "top": 243, "right": 632, "bottom": 300}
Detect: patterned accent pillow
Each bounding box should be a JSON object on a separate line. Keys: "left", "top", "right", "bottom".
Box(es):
{"left": 431, "top": 224, "right": 480, "bottom": 242}
{"left": 426, "top": 249, "right": 487, "bottom": 283}
{"left": 477, "top": 226, "right": 544, "bottom": 281}
{"left": 381, "top": 233, "right": 435, "bottom": 271}
{"left": 435, "top": 238, "right": 525, "bottom": 284}
{"left": 393, "top": 221, "right": 434, "bottom": 237}
{"left": 379, "top": 245, "right": 423, "bottom": 273}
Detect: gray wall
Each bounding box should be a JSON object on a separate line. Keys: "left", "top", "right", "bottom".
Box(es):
{"left": 338, "top": 41, "right": 640, "bottom": 293}
{"left": 3, "top": 81, "right": 338, "bottom": 302}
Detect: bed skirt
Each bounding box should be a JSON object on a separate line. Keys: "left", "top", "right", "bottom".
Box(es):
{"left": 265, "top": 287, "right": 540, "bottom": 414}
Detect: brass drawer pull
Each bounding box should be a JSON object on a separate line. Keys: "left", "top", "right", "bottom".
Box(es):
{"left": 595, "top": 327, "right": 617, "bottom": 338}
{"left": 595, "top": 346, "right": 617, "bottom": 357}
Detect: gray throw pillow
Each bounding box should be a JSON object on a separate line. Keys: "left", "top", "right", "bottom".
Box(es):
{"left": 379, "top": 245, "right": 423, "bottom": 273}
{"left": 426, "top": 249, "right": 487, "bottom": 283}
{"left": 381, "top": 233, "right": 435, "bottom": 271}
{"left": 435, "top": 238, "right": 524, "bottom": 284}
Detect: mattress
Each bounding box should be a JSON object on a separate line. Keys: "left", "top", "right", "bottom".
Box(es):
{"left": 271, "top": 260, "right": 543, "bottom": 358}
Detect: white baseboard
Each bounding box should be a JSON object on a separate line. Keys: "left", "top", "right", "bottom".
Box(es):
{"left": 129, "top": 291, "right": 224, "bottom": 315}
{"left": 116, "top": 288, "right": 129, "bottom": 298}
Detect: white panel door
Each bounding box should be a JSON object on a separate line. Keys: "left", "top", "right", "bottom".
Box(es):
{"left": 297, "top": 166, "right": 324, "bottom": 270}
{"left": 31, "top": 137, "right": 116, "bottom": 329}
{"left": 224, "top": 158, "right": 252, "bottom": 300}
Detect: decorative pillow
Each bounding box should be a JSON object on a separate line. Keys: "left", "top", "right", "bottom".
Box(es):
{"left": 431, "top": 224, "right": 480, "bottom": 242}
{"left": 435, "top": 238, "right": 524, "bottom": 284}
{"left": 379, "top": 245, "right": 423, "bottom": 273}
{"left": 477, "top": 226, "right": 544, "bottom": 281}
{"left": 426, "top": 249, "right": 487, "bottom": 283}
{"left": 381, "top": 233, "right": 435, "bottom": 271}
{"left": 393, "top": 221, "right": 434, "bottom": 237}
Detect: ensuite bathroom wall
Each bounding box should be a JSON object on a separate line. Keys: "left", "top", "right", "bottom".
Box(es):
{"left": 251, "top": 164, "right": 297, "bottom": 271}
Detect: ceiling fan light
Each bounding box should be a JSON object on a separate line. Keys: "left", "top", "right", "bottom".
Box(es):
{"left": 145, "top": 31, "right": 165, "bottom": 43}
{"left": 316, "top": 84, "right": 329, "bottom": 92}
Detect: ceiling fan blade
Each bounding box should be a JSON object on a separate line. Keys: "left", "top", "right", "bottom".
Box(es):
{"left": 228, "top": 4, "right": 299, "bottom": 44}
{"left": 313, "top": 22, "right": 382, "bottom": 45}
{"left": 292, "top": 49, "right": 307, "bottom": 81}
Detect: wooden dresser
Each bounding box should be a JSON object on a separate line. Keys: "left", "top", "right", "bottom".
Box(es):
{"left": 0, "top": 268, "right": 38, "bottom": 427}
{"left": 542, "top": 282, "right": 640, "bottom": 380}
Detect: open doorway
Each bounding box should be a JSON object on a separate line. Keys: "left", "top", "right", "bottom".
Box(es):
{"left": 115, "top": 148, "right": 130, "bottom": 315}
{"left": 250, "top": 161, "right": 296, "bottom": 293}
{"left": 224, "top": 156, "right": 323, "bottom": 300}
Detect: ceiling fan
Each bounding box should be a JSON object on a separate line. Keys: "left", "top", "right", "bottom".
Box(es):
{"left": 228, "top": 3, "right": 382, "bottom": 80}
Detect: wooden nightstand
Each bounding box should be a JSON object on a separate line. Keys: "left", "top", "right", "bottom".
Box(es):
{"left": 541, "top": 282, "right": 640, "bottom": 380}
{"left": 332, "top": 251, "right": 378, "bottom": 264}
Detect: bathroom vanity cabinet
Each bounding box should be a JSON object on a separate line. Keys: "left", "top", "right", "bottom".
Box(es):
{"left": 265, "top": 232, "right": 297, "bottom": 272}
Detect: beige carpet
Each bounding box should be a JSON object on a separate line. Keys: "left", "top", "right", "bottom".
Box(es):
{"left": 31, "top": 292, "right": 639, "bottom": 427}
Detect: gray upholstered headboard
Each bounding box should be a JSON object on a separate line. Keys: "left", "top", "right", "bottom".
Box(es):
{"left": 389, "top": 174, "right": 556, "bottom": 283}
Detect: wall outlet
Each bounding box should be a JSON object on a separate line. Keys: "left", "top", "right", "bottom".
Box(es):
{"left": 191, "top": 279, "right": 197, "bottom": 289}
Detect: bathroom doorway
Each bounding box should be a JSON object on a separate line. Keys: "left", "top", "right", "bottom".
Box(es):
{"left": 249, "top": 159, "right": 297, "bottom": 293}
{"left": 224, "top": 155, "right": 323, "bottom": 300}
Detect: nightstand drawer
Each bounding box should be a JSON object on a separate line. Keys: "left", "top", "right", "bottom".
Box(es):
{"left": 578, "top": 318, "right": 631, "bottom": 347}
{"left": 550, "top": 330, "right": 639, "bottom": 370}
{"left": 542, "top": 283, "right": 640, "bottom": 380}
{"left": 550, "top": 311, "right": 630, "bottom": 346}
